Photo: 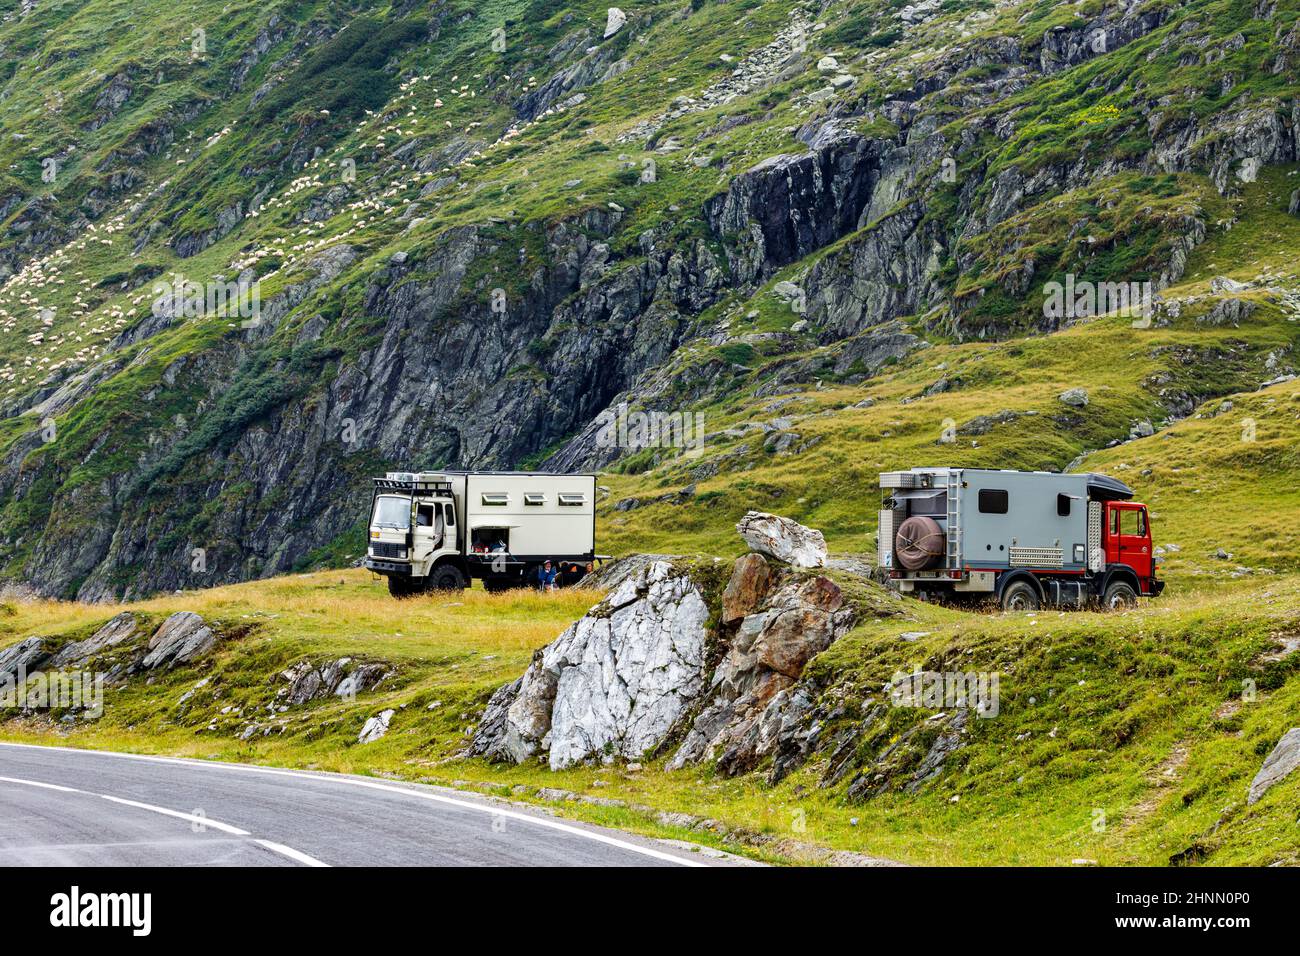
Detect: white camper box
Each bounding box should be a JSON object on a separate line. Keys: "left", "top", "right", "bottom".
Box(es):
{"left": 462, "top": 472, "right": 596, "bottom": 558}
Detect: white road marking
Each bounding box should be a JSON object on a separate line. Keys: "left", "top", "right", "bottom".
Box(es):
{"left": 0, "top": 770, "right": 326, "bottom": 865}
{"left": 0, "top": 774, "right": 79, "bottom": 793}
{"left": 99, "top": 794, "right": 249, "bottom": 835}
{"left": 255, "top": 839, "right": 330, "bottom": 867}
{"left": 0, "top": 742, "right": 708, "bottom": 867}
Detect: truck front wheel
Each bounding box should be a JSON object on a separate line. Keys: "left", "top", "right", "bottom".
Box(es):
{"left": 429, "top": 564, "right": 466, "bottom": 591}
{"left": 387, "top": 576, "right": 419, "bottom": 599}
{"left": 1102, "top": 580, "right": 1137, "bottom": 611}
{"left": 1001, "top": 580, "right": 1040, "bottom": 612}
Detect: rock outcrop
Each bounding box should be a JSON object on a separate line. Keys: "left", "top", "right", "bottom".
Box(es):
{"left": 603, "top": 8, "right": 626, "bottom": 39}
{"left": 0, "top": 636, "right": 50, "bottom": 681}
{"left": 281, "top": 657, "right": 388, "bottom": 705}
{"left": 473, "top": 514, "right": 876, "bottom": 782}
{"left": 722, "top": 552, "right": 770, "bottom": 623}
{"left": 669, "top": 569, "right": 856, "bottom": 775}
{"left": 48, "top": 612, "right": 139, "bottom": 668}
{"left": 1248, "top": 728, "right": 1300, "bottom": 805}
{"left": 358, "top": 708, "right": 395, "bottom": 744}
{"left": 136, "top": 612, "right": 219, "bottom": 670}
{"left": 470, "top": 560, "right": 710, "bottom": 769}
{"left": 3, "top": 610, "right": 226, "bottom": 682}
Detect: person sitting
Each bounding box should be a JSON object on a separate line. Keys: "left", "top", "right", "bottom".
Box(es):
{"left": 536, "top": 560, "right": 557, "bottom": 591}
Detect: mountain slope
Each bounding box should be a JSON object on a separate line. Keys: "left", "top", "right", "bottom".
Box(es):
{"left": 0, "top": 0, "right": 1297, "bottom": 598}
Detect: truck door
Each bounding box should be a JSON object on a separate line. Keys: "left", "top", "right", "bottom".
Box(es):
{"left": 1105, "top": 502, "right": 1152, "bottom": 580}
{"left": 412, "top": 501, "right": 443, "bottom": 560}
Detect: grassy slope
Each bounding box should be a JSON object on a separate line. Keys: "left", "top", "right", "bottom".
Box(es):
{"left": 2, "top": 564, "right": 1297, "bottom": 865}
{"left": 3, "top": 0, "right": 1298, "bottom": 588}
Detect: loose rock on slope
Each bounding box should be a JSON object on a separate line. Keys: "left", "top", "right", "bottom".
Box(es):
{"left": 736, "top": 511, "right": 828, "bottom": 568}
{"left": 1248, "top": 728, "right": 1300, "bottom": 805}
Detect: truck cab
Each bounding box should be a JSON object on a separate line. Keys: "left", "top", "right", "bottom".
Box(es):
{"left": 1105, "top": 500, "right": 1153, "bottom": 584}
{"left": 879, "top": 468, "right": 1163, "bottom": 611}
{"left": 367, "top": 475, "right": 466, "bottom": 596}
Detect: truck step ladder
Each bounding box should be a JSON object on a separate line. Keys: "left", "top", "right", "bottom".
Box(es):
{"left": 945, "top": 470, "right": 961, "bottom": 569}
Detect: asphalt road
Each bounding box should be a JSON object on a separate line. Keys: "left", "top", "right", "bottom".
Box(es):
{"left": 0, "top": 742, "right": 732, "bottom": 867}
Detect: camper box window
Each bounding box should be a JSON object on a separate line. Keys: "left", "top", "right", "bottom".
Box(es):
{"left": 978, "top": 489, "right": 1009, "bottom": 514}
{"left": 908, "top": 491, "right": 947, "bottom": 516}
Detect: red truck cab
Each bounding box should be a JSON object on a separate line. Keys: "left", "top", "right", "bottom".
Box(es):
{"left": 1104, "top": 500, "right": 1163, "bottom": 597}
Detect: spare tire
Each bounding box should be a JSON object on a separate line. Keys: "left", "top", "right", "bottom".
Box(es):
{"left": 895, "top": 516, "right": 946, "bottom": 571}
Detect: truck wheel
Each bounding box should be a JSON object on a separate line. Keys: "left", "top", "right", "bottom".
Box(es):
{"left": 1001, "top": 580, "right": 1040, "bottom": 612}
{"left": 429, "top": 564, "right": 466, "bottom": 591}
{"left": 1102, "top": 580, "right": 1138, "bottom": 610}
{"left": 387, "top": 576, "right": 418, "bottom": 599}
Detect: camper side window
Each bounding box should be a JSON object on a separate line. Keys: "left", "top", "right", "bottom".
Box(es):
{"left": 1057, "top": 494, "right": 1071, "bottom": 517}
{"left": 978, "top": 489, "right": 1009, "bottom": 514}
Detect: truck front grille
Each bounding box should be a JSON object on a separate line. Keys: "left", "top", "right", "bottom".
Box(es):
{"left": 370, "top": 542, "right": 408, "bottom": 559}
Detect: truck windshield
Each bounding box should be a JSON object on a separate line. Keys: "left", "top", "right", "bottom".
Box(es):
{"left": 372, "top": 495, "right": 411, "bottom": 529}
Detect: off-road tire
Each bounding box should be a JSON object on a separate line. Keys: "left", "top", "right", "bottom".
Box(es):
{"left": 387, "top": 576, "right": 419, "bottom": 599}
{"left": 1000, "top": 580, "right": 1041, "bottom": 612}
{"left": 429, "top": 564, "right": 467, "bottom": 591}
{"left": 1102, "top": 580, "right": 1138, "bottom": 611}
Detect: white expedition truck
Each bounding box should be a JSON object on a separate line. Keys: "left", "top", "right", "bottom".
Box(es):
{"left": 364, "top": 471, "right": 600, "bottom": 597}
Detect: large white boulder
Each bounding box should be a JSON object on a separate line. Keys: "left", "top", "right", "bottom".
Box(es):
{"left": 736, "top": 511, "right": 827, "bottom": 568}
{"left": 472, "top": 561, "right": 709, "bottom": 770}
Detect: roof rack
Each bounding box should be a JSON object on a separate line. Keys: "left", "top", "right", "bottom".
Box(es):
{"left": 372, "top": 474, "right": 453, "bottom": 494}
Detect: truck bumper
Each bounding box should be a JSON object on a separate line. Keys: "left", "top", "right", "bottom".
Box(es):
{"left": 364, "top": 557, "right": 412, "bottom": 576}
